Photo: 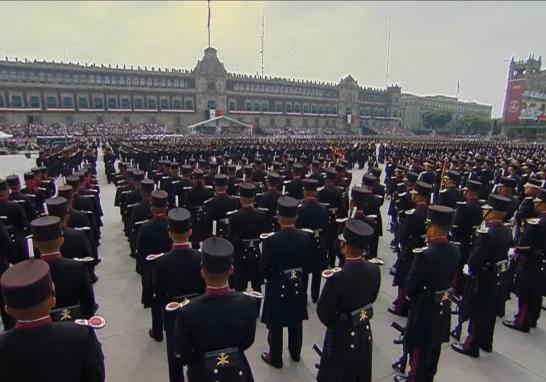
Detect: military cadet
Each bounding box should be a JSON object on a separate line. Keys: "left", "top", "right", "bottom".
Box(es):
{"left": 173, "top": 237, "right": 257, "bottom": 381}
{"left": 228, "top": 182, "right": 269, "bottom": 305}
{"left": 21, "top": 171, "right": 46, "bottom": 213}
{"left": 390, "top": 181, "right": 431, "bottom": 317}
{"left": 136, "top": 190, "right": 172, "bottom": 322}
{"left": 0, "top": 219, "right": 15, "bottom": 329}
{"left": 361, "top": 174, "right": 384, "bottom": 260}
{"left": 58, "top": 185, "right": 99, "bottom": 248}
{"left": 503, "top": 189, "right": 546, "bottom": 332}
{"left": 309, "top": 160, "right": 325, "bottom": 187}
{"left": 124, "top": 169, "right": 145, "bottom": 208}
{"left": 206, "top": 174, "right": 239, "bottom": 238}
{"left": 452, "top": 194, "right": 513, "bottom": 357}
{"left": 45, "top": 197, "right": 98, "bottom": 283}
{"left": 0, "top": 178, "right": 30, "bottom": 262}
{"left": 496, "top": 176, "right": 519, "bottom": 222}
{"left": 128, "top": 179, "right": 155, "bottom": 257}
{"left": 150, "top": 208, "right": 206, "bottom": 382}
{"left": 452, "top": 180, "right": 483, "bottom": 297}
{"left": 316, "top": 219, "right": 381, "bottom": 382}
{"left": 172, "top": 164, "right": 194, "bottom": 207}
{"left": 0, "top": 259, "right": 105, "bottom": 382}
{"left": 258, "top": 172, "right": 282, "bottom": 227}
{"left": 297, "top": 178, "right": 329, "bottom": 303}
{"left": 394, "top": 205, "right": 460, "bottom": 382}
{"left": 66, "top": 175, "right": 100, "bottom": 239}
{"left": 6, "top": 174, "right": 38, "bottom": 222}
{"left": 438, "top": 170, "right": 462, "bottom": 209}
{"left": 184, "top": 169, "right": 213, "bottom": 248}
{"left": 514, "top": 177, "right": 541, "bottom": 242}
{"left": 261, "top": 196, "right": 312, "bottom": 368}
{"left": 351, "top": 187, "right": 380, "bottom": 264}
{"left": 286, "top": 163, "right": 304, "bottom": 200}
{"left": 30, "top": 216, "right": 97, "bottom": 320}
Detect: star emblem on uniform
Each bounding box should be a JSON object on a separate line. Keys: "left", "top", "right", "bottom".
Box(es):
{"left": 60, "top": 309, "right": 72, "bottom": 321}
{"left": 441, "top": 291, "right": 450, "bottom": 302}
{"left": 216, "top": 352, "right": 230, "bottom": 367}
{"left": 359, "top": 309, "right": 368, "bottom": 322}
{"left": 290, "top": 270, "right": 298, "bottom": 280}
{"left": 500, "top": 263, "right": 507, "bottom": 273}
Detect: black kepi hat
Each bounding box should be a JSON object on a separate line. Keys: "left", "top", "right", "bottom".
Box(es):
{"left": 0, "top": 259, "right": 53, "bottom": 309}
{"left": 338, "top": 219, "right": 374, "bottom": 249}
{"left": 201, "top": 237, "right": 233, "bottom": 273}
{"left": 31, "top": 216, "right": 63, "bottom": 241}
{"left": 168, "top": 208, "right": 191, "bottom": 233}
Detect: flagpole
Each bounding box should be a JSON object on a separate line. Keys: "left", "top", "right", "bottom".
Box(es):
{"left": 208, "top": 0, "right": 211, "bottom": 48}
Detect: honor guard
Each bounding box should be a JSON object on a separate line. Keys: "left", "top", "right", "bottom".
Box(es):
{"left": 438, "top": 170, "right": 463, "bottom": 209}
{"left": 136, "top": 190, "right": 172, "bottom": 314}
{"left": 184, "top": 169, "right": 213, "bottom": 248}
{"left": 151, "top": 208, "right": 206, "bottom": 382}
{"left": 173, "top": 237, "right": 257, "bottom": 382}
{"left": 206, "top": 174, "right": 239, "bottom": 238}
{"left": 30, "top": 216, "right": 97, "bottom": 320}
{"left": 297, "top": 178, "right": 329, "bottom": 303}
{"left": 261, "top": 196, "right": 312, "bottom": 368}
{"left": 258, "top": 172, "right": 282, "bottom": 226}
{"left": 514, "top": 177, "right": 541, "bottom": 242}
{"left": 0, "top": 178, "right": 30, "bottom": 262}
{"left": 286, "top": 163, "right": 304, "bottom": 200}
{"left": 0, "top": 259, "right": 105, "bottom": 382}
{"left": 6, "top": 174, "right": 38, "bottom": 222}
{"left": 390, "top": 181, "right": 431, "bottom": 317}
{"left": 316, "top": 219, "right": 381, "bottom": 382}
{"left": 58, "top": 185, "right": 99, "bottom": 248}
{"left": 452, "top": 194, "right": 513, "bottom": 357}
{"left": 496, "top": 176, "right": 519, "bottom": 222}
{"left": 128, "top": 179, "right": 155, "bottom": 257}
{"left": 394, "top": 205, "right": 459, "bottom": 382}
{"left": 351, "top": 187, "right": 380, "bottom": 263}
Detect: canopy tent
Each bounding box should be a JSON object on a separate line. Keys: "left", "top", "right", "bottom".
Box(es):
{"left": 187, "top": 115, "right": 253, "bottom": 135}
{"left": 0, "top": 131, "right": 13, "bottom": 140}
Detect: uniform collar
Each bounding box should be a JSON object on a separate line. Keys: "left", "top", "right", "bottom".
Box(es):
{"left": 15, "top": 315, "right": 52, "bottom": 330}
{"left": 172, "top": 242, "right": 191, "bottom": 251}
{"left": 205, "top": 284, "right": 230, "bottom": 296}
{"left": 428, "top": 237, "right": 449, "bottom": 245}
{"left": 280, "top": 224, "right": 295, "bottom": 230}
{"left": 344, "top": 256, "right": 363, "bottom": 265}
{"left": 40, "top": 252, "right": 62, "bottom": 261}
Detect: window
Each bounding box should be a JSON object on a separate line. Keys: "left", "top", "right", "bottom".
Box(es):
{"left": 78, "top": 97, "right": 89, "bottom": 109}
{"left": 319, "top": 105, "right": 324, "bottom": 114}
{"left": 207, "top": 99, "right": 216, "bottom": 109}
{"left": 93, "top": 97, "right": 104, "bottom": 109}
{"left": 262, "top": 102, "right": 269, "bottom": 112}
{"left": 0, "top": 95, "right": 4, "bottom": 108}
{"left": 345, "top": 107, "right": 352, "bottom": 115}
{"left": 134, "top": 98, "right": 144, "bottom": 109}
{"left": 96, "top": 76, "right": 102, "bottom": 85}
{"left": 167, "top": 80, "right": 171, "bottom": 87}
{"left": 147, "top": 79, "right": 153, "bottom": 87}
{"left": 147, "top": 98, "right": 157, "bottom": 109}
{"left": 174, "top": 80, "right": 179, "bottom": 88}
{"left": 184, "top": 98, "right": 194, "bottom": 110}
{"left": 286, "top": 103, "right": 293, "bottom": 113}
{"left": 111, "top": 77, "right": 116, "bottom": 85}
{"left": 62, "top": 96, "right": 73, "bottom": 108}
{"left": 11, "top": 95, "right": 23, "bottom": 108}
{"left": 139, "top": 78, "right": 145, "bottom": 86}
{"left": 89, "top": 75, "right": 95, "bottom": 84}
{"left": 332, "top": 106, "right": 338, "bottom": 114}
{"left": 303, "top": 104, "right": 310, "bottom": 113}
{"left": 104, "top": 76, "right": 110, "bottom": 85}
{"left": 294, "top": 103, "right": 301, "bottom": 113}
{"left": 275, "top": 102, "right": 282, "bottom": 113}
{"left": 173, "top": 99, "right": 182, "bottom": 109}
{"left": 160, "top": 99, "right": 170, "bottom": 110}
{"left": 312, "top": 105, "right": 318, "bottom": 114}
{"left": 119, "top": 77, "right": 125, "bottom": 85}
{"left": 28, "top": 96, "right": 40, "bottom": 108}
{"left": 245, "top": 101, "right": 252, "bottom": 111}
{"left": 254, "top": 102, "right": 261, "bottom": 111}
{"left": 229, "top": 100, "right": 236, "bottom": 111}
{"left": 46, "top": 96, "right": 57, "bottom": 109}
{"left": 161, "top": 79, "right": 166, "bottom": 87}
{"left": 326, "top": 105, "right": 331, "bottom": 114}
{"left": 359, "top": 108, "right": 365, "bottom": 116}
{"left": 73, "top": 74, "right": 79, "bottom": 84}
{"left": 107, "top": 97, "right": 118, "bottom": 109}
{"left": 121, "top": 98, "right": 130, "bottom": 109}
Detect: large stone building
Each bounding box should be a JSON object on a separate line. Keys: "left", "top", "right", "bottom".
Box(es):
{"left": 0, "top": 47, "right": 402, "bottom": 133}
{"left": 400, "top": 94, "right": 492, "bottom": 131}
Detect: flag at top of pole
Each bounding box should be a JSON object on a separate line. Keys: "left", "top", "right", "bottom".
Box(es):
{"left": 208, "top": 0, "right": 211, "bottom": 48}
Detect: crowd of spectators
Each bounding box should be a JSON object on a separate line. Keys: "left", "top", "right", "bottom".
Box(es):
{"left": 0, "top": 122, "right": 168, "bottom": 138}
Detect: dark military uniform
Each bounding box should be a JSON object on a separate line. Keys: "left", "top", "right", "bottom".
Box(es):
{"left": 206, "top": 175, "right": 240, "bottom": 239}
{"left": 317, "top": 220, "right": 381, "bottom": 382}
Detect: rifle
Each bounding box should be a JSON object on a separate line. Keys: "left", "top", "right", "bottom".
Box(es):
{"left": 391, "top": 321, "right": 408, "bottom": 373}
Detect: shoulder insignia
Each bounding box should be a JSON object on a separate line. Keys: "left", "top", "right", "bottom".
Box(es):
{"left": 398, "top": 192, "right": 407, "bottom": 197}
{"left": 301, "top": 228, "right": 314, "bottom": 234}
{"left": 259, "top": 232, "right": 274, "bottom": 240}
{"left": 73, "top": 257, "right": 94, "bottom": 263}
{"left": 322, "top": 267, "right": 342, "bottom": 279}
{"left": 526, "top": 218, "right": 540, "bottom": 225}
{"left": 440, "top": 189, "right": 447, "bottom": 194}
{"left": 146, "top": 253, "right": 164, "bottom": 261}
{"left": 412, "top": 246, "right": 428, "bottom": 254}
{"left": 477, "top": 227, "right": 489, "bottom": 234}
{"left": 243, "top": 290, "right": 264, "bottom": 299}
{"left": 405, "top": 209, "right": 415, "bottom": 215}
{"left": 226, "top": 209, "right": 238, "bottom": 216}
{"left": 456, "top": 201, "right": 466, "bottom": 205}
{"left": 336, "top": 217, "right": 349, "bottom": 224}
{"left": 165, "top": 298, "right": 191, "bottom": 312}
{"left": 75, "top": 316, "right": 106, "bottom": 329}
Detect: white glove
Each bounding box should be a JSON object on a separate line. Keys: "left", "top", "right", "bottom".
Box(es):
{"left": 508, "top": 248, "right": 516, "bottom": 259}
{"left": 463, "top": 264, "right": 471, "bottom": 276}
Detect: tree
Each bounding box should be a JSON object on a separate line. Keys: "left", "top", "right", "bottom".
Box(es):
{"left": 421, "top": 110, "right": 452, "bottom": 130}
{"left": 454, "top": 115, "right": 491, "bottom": 136}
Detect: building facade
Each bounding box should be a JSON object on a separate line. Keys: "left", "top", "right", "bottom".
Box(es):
{"left": 0, "top": 47, "right": 402, "bottom": 133}
{"left": 400, "top": 94, "right": 492, "bottom": 131}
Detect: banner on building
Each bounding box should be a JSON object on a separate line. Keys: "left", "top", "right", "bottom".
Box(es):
{"left": 503, "top": 79, "right": 527, "bottom": 123}
{"left": 504, "top": 79, "right": 546, "bottom": 123}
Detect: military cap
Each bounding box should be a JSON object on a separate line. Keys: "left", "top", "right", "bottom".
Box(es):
{"left": 31, "top": 216, "right": 62, "bottom": 241}
{"left": 181, "top": 165, "right": 192, "bottom": 175}
{"left": 370, "top": 167, "right": 382, "bottom": 178}
{"left": 267, "top": 172, "right": 280, "bottom": 183}
{"left": 303, "top": 178, "right": 319, "bottom": 191}
{"left": 141, "top": 179, "right": 155, "bottom": 193}
{"left": 426, "top": 205, "right": 455, "bottom": 227}
{"left": 335, "top": 163, "right": 345, "bottom": 172}
{"left": 209, "top": 161, "right": 219, "bottom": 168}
{"left": 533, "top": 188, "right": 546, "bottom": 203}
{"left": 23, "top": 172, "right": 35, "bottom": 181}
{"left": 525, "top": 177, "right": 542, "bottom": 189}
{"left": 6, "top": 175, "right": 20, "bottom": 187}
{"left": 151, "top": 190, "right": 168, "bottom": 208}
{"left": 0, "top": 179, "right": 7, "bottom": 192}
{"left": 0, "top": 259, "right": 53, "bottom": 309}
{"left": 243, "top": 165, "right": 253, "bottom": 175}
{"left": 362, "top": 174, "right": 377, "bottom": 188}
{"left": 45, "top": 197, "right": 68, "bottom": 219}
{"left": 311, "top": 160, "right": 320, "bottom": 167}
{"left": 214, "top": 174, "right": 228, "bottom": 187}
{"left": 325, "top": 168, "right": 337, "bottom": 180}
{"left": 227, "top": 164, "right": 237, "bottom": 173}
{"left": 463, "top": 180, "right": 482, "bottom": 192}
{"left": 500, "top": 176, "right": 517, "bottom": 189}
{"left": 57, "top": 185, "right": 73, "bottom": 199}
{"left": 338, "top": 219, "right": 374, "bottom": 249}
{"left": 271, "top": 161, "right": 282, "bottom": 169}
{"left": 66, "top": 175, "right": 81, "bottom": 187}
{"left": 201, "top": 237, "right": 233, "bottom": 273}
{"left": 277, "top": 196, "right": 299, "bottom": 218}
{"left": 411, "top": 181, "right": 433, "bottom": 196}
{"left": 168, "top": 208, "right": 191, "bottom": 233}
{"left": 446, "top": 170, "right": 461, "bottom": 182}
{"left": 405, "top": 171, "right": 419, "bottom": 184}
{"left": 239, "top": 182, "right": 256, "bottom": 198}
{"left": 292, "top": 164, "right": 303, "bottom": 173}
{"left": 192, "top": 168, "right": 204, "bottom": 179}
{"left": 170, "top": 162, "right": 180, "bottom": 169}
{"left": 351, "top": 186, "right": 371, "bottom": 203}
{"left": 132, "top": 170, "right": 145, "bottom": 182}
{"left": 482, "top": 194, "right": 511, "bottom": 212}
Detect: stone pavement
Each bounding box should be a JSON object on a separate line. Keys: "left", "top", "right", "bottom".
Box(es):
{"left": 3, "top": 153, "right": 544, "bottom": 382}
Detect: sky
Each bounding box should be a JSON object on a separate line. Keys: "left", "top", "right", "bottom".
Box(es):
{"left": 1, "top": 1, "right": 545, "bottom": 117}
